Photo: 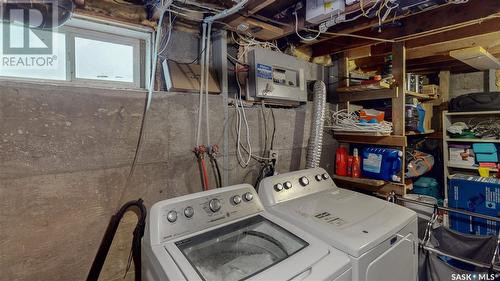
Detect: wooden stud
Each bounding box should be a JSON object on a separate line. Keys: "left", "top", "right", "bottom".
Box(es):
{"left": 391, "top": 42, "right": 406, "bottom": 136}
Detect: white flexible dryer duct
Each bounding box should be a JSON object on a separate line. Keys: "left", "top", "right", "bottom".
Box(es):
{"left": 306, "top": 80, "right": 327, "bottom": 168}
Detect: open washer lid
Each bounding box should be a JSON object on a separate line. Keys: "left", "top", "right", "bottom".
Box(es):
{"left": 258, "top": 168, "right": 417, "bottom": 257}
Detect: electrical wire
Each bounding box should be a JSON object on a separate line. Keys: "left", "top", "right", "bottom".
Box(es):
{"left": 261, "top": 101, "right": 268, "bottom": 159}
{"left": 233, "top": 68, "right": 273, "bottom": 167}
{"left": 235, "top": 69, "right": 253, "bottom": 167}
{"left": 270, "top": 107, "right": 276, "bottom": 150}
{"left": 118, "top": 0, "right": 172, "bottom": 211}
{"left": 294, "top": 11, "right": 321, "bottom": 42}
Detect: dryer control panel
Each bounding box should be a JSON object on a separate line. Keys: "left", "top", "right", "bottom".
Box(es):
{"left": 145, "top": 184, "right": 263, "bottom": 245}
{"left": 258, "top": 168, "right": 337, "bottom": 206}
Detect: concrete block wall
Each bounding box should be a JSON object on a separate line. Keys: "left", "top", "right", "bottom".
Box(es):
{"left": 0, "top": 80, "right": 337, "bottom": 281}
{"left": 450, "top": 72, "right": 484, "bottom": 98}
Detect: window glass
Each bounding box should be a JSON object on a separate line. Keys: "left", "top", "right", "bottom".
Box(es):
{"left": 74, "top": 37, "right": 134, "bottom": 83}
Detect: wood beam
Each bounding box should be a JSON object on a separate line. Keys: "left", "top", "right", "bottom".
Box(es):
{"left": 312, "top": 0, "right": 500, "bottom": 57}
{"left": 407, "top": 31, "right": 500, "bottom": 59}
{"left": 392, "top": 42, "right": 406, "bottom": 136}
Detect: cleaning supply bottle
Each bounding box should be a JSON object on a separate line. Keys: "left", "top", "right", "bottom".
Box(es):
{"left": 352, "top": 148, "right": 361, "bottom": 178}
{"left": 361, "top": 147, "right": 403, "bottom": 182}
{"left": 336, "top": 147, "right": 348, "bottom": 176}
{"left": 347, "top": 156, "right": 353, "bottom": 177}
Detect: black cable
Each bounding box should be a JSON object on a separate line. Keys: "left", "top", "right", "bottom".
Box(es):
{"left": 270, "top": 107, "right": 276, "bottom": 150}
{"left": 261, "top": 102, "right": 268, "bottom": 159}
{"left": 87, "top": 199, "right": 147, "bottom": 281}
{"left": 212, "top": 156, "right": 222, "bottom": 188}
{"left": 166, "top": 46, "right": 206, "bottom": 65}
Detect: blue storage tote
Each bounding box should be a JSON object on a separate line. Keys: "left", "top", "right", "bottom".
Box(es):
{"left": 472, "top": 143, "right": 498, "bottom": 163}
{"left": 448, "top": 174, "right": 500, "bottom": 236}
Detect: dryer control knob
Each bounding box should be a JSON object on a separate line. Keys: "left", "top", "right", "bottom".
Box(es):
{"left": 232, "top": 195, "right": 242, "bottom": 205}
{"left": 299, "top": 176, "right": 310, "bottom": 186}
{"left": 274, "top": 183, "right": 284, "bottom": 192}
{"left": 243, "top": 192, "right": 254, "bottom": 202}
{"left": 284, "top": 181, "right": 292, "bottom": 189}
{"left": 315, "top": 174, "right": 322, "bottom": 181}
{"left": 209, "top": 198, "right": 222, "bottom": 212}
{"left": 322, "top": 173, "right": 330, "bottom": 180}
{"left": 184, "top": 206, "right": 194, "bottom": 218}
{"left": 167, "top": 210, "right": 178, "bottom": 223}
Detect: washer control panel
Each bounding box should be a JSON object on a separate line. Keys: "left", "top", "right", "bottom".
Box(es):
{"left": 147, "top": 184, "right": 263, "bottom": 244}
{"left": 258, "top": 168, "right": 337, "bottom": 206}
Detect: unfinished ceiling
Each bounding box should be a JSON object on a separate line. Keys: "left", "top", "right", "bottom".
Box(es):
{"left": 74, "top": 0, "right": 500, "bottom": 73}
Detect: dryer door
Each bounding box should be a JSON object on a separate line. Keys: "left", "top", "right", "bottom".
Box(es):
{"left": 365, "top": 233, "right": 417, "bottom": 281}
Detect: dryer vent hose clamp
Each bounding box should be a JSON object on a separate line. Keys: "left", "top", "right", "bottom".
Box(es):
{"left": 306, "top": 80, "right": 326, "bottom": 169}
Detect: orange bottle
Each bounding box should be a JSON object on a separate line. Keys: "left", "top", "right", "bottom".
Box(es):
{"left": 352, "top": 148, "right": 361, "bottom": 178}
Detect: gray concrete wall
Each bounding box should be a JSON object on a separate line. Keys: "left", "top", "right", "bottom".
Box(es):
{"left": 450, "top": 72, "right": 484, "bottom": 98}
{"left": 0, "top": 81, "right": 337, "bottom": 281}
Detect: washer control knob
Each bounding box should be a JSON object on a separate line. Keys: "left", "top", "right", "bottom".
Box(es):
{"left": 243, "top": 192, "right": 254, "bottom": 202}
{"left": 322, "top": 173, "right": 330, "bottom": 180}
{"left": 299, "top": 176, "right": 310, "bottom": 186}
{"left": 184, "top": 206, "right": 194, "bottom": 218}
{"left": 167, "top": 210, "right": 178, "bottom": 223}
{"left": 209, "top": 198, "right": 222, "bottom": 212}
{"left": 232, "top": 195, "right": 242, "bottom": 205}
{"left": 315, "top": 174, "right": 322, "bottom": 181}
{"left": 284, "top": 181, "right": 292, "bottom": 189}
{"left": 274, "top": 183, "right": 284, "bottom": 192}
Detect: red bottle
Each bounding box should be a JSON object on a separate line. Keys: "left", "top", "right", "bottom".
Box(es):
{"left": 352, "top": 148, "right": 361, "bottom": 178}
{"left": 347, "top": 156, "right": 353, "bottom": 176}
{"left": 336, "top": 147, "right": 348, "bottom": 176}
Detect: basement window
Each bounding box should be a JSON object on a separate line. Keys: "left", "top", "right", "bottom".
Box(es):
{"left": 0, "top": 16, "right": 151, "bottom": 89}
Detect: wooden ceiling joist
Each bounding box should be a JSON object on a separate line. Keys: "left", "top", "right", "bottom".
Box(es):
{"left": 311, "top": 0, "right": 500, "bottom": 57}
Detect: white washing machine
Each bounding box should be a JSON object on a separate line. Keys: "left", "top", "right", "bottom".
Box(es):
{"left": 258, "top": 168, "right": 418, "bottom": 281}
{"left": 142, "top": 184, "right": 352, "bottom": 281}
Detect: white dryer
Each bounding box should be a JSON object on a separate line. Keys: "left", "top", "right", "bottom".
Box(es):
{"left": 258, "top": 168, "right": 418, "bottom": 281}
{"left": 142, "top": 184, "right": 352, "bottom": 281}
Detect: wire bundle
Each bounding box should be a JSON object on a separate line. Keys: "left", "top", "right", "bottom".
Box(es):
{"left": 327, "top": 109, "right": 393, "bottom": 134}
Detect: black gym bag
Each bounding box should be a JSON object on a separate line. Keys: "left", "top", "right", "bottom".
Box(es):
{"left": 449, "top": 92, "right": 500, "bottom": 112}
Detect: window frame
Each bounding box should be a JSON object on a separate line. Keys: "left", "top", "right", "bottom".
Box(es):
{"left": 0, "top": 14, "right": 152, "bottom": 90}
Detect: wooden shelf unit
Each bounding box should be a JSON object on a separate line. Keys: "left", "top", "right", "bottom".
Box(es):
{"left": 442, "top": 110, "right": 500, "bottom": 226}
{"left": 332, "top": 42, "right": 408, "bottom": 196}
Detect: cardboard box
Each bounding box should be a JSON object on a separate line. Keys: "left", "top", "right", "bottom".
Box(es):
{"left": 423, "top": 84, "right": 439, "bottom": 96}
{"left": 162, "top": 60, "right": 220, "bottom": 94}
{"left": 449, "top": 144, "right": 475, "bottom": 166}
{"left": 448, "top": 174, "right": 500, "bottom": 236}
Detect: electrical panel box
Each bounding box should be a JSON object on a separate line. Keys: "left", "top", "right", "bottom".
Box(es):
{"left": 306, "top": 0, "right": 345, "bottom": 24}
{"left": 248, "top": 48, "right": 307, "bottom": 102}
